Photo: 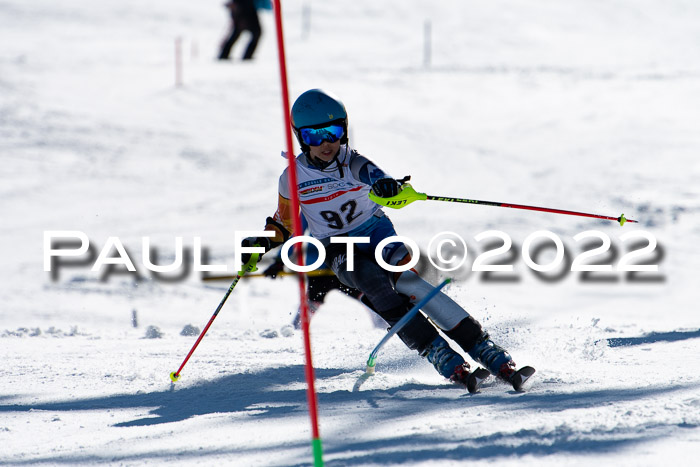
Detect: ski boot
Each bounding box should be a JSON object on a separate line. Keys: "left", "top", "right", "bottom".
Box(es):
{"left": 469, "top": 333, "right": 535, "bottom": 392}
{"left": 449, "top": 362, "right": 491, "bottom": 394}
{"left": 424, "top": 336, "right": 490, "bottom": 393}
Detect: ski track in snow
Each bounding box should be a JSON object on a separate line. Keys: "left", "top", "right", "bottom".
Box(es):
{"left": 2, "top": 0, "right": 700, "bottom": 465}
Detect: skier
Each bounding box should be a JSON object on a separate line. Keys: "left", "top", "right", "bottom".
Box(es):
{"left": 241, "top": 89, "right": 534, "bottom": 392}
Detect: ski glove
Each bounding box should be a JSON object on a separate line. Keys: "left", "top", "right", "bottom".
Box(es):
{"left": 240, "top": 236, "right": 272, "bottom": 266}
{"left": 263, "top": 258, "right": 285, "bottom": 279}
{"left": 371, "top": 178, "right": 400, "bottom": 198}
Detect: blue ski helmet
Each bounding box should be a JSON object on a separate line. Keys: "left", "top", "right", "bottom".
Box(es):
{"left": 291, "top": 89, "right": 349, "bottom": 151}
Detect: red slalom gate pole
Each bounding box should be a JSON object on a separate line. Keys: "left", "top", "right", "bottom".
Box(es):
{"left": 272, "top": 1, "right": 323, "bottom": 465}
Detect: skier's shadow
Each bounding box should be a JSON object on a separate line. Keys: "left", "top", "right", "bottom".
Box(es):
{"left": 2, "top": 366, "right": 697, "bottom": 464}
{"left": 118, "top": 366, "right": 318, "bottom": 427}
{"left": 0, "top": 365, "right": 306, "bottom": 427}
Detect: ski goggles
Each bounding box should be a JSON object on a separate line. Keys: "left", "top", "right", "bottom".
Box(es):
{"left": 299, "top": 124, "right": 344, "bottom": 146}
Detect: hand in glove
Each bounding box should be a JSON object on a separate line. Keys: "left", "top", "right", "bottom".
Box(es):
{"left": 240, "top": 236, "right": 271, "bottom": 267}
{"left": 371, "top": 178, "right": 400, "bottom": 198}
{"left": 263, "top": 258, "right": 285, "bottom": 279}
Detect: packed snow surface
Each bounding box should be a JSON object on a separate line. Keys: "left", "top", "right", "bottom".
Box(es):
{"left": 2, "top": 0, "right": 700, "bottom": 465}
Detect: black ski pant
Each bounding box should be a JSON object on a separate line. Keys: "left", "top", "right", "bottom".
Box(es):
{"left": 323, "top": 242, "right": 438, "bottom": 353}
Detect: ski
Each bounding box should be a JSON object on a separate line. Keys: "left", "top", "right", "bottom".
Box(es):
{"left": 465, "top": 366, "right": 536, "bottom": 393}
{"left": 509, "top": 366, "right": 536, "bottom": 392}
{"left": 466, "top": 367, "right": 491, "bottom": 393}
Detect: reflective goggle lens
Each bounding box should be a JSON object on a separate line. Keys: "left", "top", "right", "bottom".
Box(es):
{"left": 299, "top": 125, "right": 344, "bottom": 146}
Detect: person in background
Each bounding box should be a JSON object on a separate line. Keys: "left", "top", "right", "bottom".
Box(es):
{"left": 218, "top": 0, "right": 265, "bottom": 61}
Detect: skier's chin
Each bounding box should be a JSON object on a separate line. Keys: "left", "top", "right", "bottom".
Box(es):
{"left": 311, "top": 150, "right": 339, "bottom": 166}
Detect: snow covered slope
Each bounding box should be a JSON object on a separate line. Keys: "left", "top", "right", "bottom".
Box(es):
{"left": 2, "top": 0, "right": 699, "bottom": 465}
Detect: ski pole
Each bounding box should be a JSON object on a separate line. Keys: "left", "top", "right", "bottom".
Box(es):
{"left": 169, "top": 253, "right": 260, "bottom": 382}
{"left": 353, "top": 278, "right": 451, "bottom": 392}
{"left": 369, "top": 180, "right": 638, "bottom": 226}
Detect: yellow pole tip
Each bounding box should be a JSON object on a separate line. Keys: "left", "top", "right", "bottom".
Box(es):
{"left": 169, "top": 372, "right": 180, "bottom": 382}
